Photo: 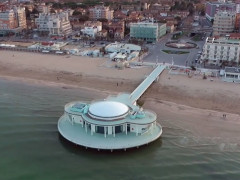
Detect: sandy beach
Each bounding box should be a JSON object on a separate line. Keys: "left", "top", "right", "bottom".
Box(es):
{"left": 1, "top": 50, "right": 240, "bottom": 144}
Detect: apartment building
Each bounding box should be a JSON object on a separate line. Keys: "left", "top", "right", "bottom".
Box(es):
{"left": 35, "top": 12, "right": 72, "bottom": 36}
{"left": 0, "top": 10, "right": 17, "bottom": 30}
{"left": 201, "top": 37, "right": 240, "bottom": 65}
{"left": 13, "top": 7, "right": 27, "bottom": 29}
{"left": 89, "top": 6, "right": 114, "bottom": 21}
{"left": 37, "top": 3, "right": 51, "bottom": 14}
{"left": 130, "top": 22, "right": 166, "bottom": 42}
{"left": 206, "top": 0, "right": 236, "bottom": 21}
{"left": 213, "top": 11, "right": 236, "bottom": 36}
{"left": 0, "top": 7, "right": 26, "bottom": 34}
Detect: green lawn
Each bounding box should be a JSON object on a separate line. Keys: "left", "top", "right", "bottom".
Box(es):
{"left": 162, "top": 50, "right": 189, "bottom": 54}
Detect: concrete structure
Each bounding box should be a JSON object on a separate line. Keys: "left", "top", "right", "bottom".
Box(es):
{"left": 223, "top": 66, "right": 240, "bottom": 82}
{"left": 35, "top": 12, "right": 72, "bottom": 36}
{"left": 206, "top": 0, "right": 236, "bottom": 21}
{"left": 105, "top": 42, "right": 141, "bottom": 54}
{"left": 0, "top": 7, "right": 26, "bottom": 35}
{"left": 130, "top": 22, "right": 166, "bottom": 42}
{"left": 213, "top": 11, "right": 236, "bottom": 36}
{"left": 89, "top": 6, "right": 114, "bottom": 21}
{"left": 58, "top": 65, "right": 165, "bottom": 150}
{"left": 201, "top": 37, "right": 240, "bottom": 65}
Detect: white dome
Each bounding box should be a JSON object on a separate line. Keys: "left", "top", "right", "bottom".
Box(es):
{"left": 88, "top": 101, "right": 129, "bottom": 119}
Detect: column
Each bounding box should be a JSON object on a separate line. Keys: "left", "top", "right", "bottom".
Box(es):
{"left": 113, "top": 126, "right": 115, "bottom": 137}
{"left": 151, "top": 123, "right": 153, "bottom": 134}
{"left": 136, "top": 125, "right": 138, "bottom": 136}
{"left": 125, "top": 124, "right": 127, "bottom": 135}
{"left": 104, "top": 126, "right": 106, "bottom": 138}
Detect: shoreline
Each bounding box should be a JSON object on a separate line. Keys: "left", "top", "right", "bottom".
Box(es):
{"left": 1, "top": 50, "right": 240, "bottom": 143}
{"left": 1, "top": 74, "right": 240, "bottom": 143}
{"left": 1, "top": 50, "right": 240, "bottom": 115}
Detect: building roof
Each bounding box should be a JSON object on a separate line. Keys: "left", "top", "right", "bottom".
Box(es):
{"left": 225, "top": 67, "right": 240, "bottom": 73}
{"left": 88, "top": 101, "right": 129, "bottom": 119}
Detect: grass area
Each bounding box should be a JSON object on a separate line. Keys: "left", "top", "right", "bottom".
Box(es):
{"left": 162, "top": 50, "right": 189, "bottom": 54}
{"left": 192, "top": 35, "right": 203, "bottom": 41}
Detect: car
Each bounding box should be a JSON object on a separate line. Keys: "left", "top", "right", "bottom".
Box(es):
{"left": 42, "top": 50, "right": 50, "bottom": 53}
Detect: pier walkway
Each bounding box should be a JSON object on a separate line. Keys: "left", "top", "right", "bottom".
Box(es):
{"left": 130, "top": 65, "right": 166, "bottom": 103}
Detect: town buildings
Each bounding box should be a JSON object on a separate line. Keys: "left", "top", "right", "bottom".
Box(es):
{"left": 35, "top": 11, "right": 72, "bottom": 36}
{"left": 206, "top": 0, "right": 236, "bottom": 21}
{"left": 213, "top": 11, "right": 236, "bottom": 36}
{"left": 130, "top": 22, "right": 166, "bottom": 42}
{"left": 201, "top": 37, "right": 240, "bottom": 66}
{"left": 89, "top": 6, "right": 114, "bottom": 21}
{"left": 0, "top": 7, "right": 26, "bottom": 35}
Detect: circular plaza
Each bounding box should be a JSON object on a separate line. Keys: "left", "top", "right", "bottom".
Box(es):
{"left": 165, "top": 41, "right": 197, "bottom": 49}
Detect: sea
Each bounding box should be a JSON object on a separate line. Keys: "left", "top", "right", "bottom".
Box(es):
{"left": 1, "top": 78, "right": 240, "bottom": 180}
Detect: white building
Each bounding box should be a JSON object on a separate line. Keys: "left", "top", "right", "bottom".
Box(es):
{"left": 224, "top": 67, "right": 240, "bottom": 82}
{"left": 58, "top": 66, "right": 165, "bottom": 150}
{"left": 81, "top": 21, "right": 102, "bottom": 38}
{"left": 35, "top": 12, "right": 72, "bottom": 36}
{"left": 213, "top": 11, "right": 236, "bottom": 36}
{"left": 105, "top": 42, "right": 141, "bottom": 54}
{"left": 201, "top": 37, "right": 240, "bottom": 65}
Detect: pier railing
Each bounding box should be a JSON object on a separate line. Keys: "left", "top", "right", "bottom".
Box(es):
{"left": 129, "top": 65, "right": 165, "bottom": 103}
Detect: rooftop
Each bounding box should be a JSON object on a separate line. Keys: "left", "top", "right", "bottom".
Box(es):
{"left": 88, "top": 101, "right": 129, "bottom": 120}
{"left": 225, "top": 67, "right": 240, "bottom": 73}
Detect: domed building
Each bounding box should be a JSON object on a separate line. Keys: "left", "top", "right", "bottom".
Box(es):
{"left": 58, "top": 65, "right": 165, "bottom": 150}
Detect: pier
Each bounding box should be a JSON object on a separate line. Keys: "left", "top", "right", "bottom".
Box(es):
{"left": 130, "top": 65, "right": 166, "bottom": 103}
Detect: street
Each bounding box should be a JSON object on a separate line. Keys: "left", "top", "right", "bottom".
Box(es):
{"left": 143, "top": 31, "right": 207, "bottom": 67}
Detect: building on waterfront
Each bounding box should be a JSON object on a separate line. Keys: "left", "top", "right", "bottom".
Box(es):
{"left": 35, "top": 12, "right": 72, "bottom": 36}
{"left": 206, "top": 0, "right": 236, "bottom": 21}
{"left": 0, "top": 7, "right": 26, "bottom": 35}
{"left": 130, "top": 22, "right": 166, "bottom": 42}
{"left": 201, "top": 37, "right": 240, "bottom": 66}
{"left": 223, "top": 66, "right": 240, "bottom": 82}
{"left": 58, "top": 65, "right": 165, "bottom": 150}
{"left": 89, "top": 6, "right": 114, "bottom": 21}
{"left": 213, "top": 11, "right": 236, "bottom": 36}
{"left": 105, "top": 42, "right": 141, "bottom": 54}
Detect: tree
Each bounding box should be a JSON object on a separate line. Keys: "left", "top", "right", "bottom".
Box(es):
{"left": 50, "top": 9, "right": 56, "bottom": 14}
{"left": 200, "top": 9, "right": 205, "bottom": 16}
{"left": 32, "top": 8, "right": 39, "bottom": 14}
{"left": 98, "top": 18, "right": 108, "bottom": 23}
{"left": 78, "top": 15, "right": 89, "bottom": 21}
{"left": 25, "top": 7, "right": 31, "bottom": 19}
{"left": 72, "top": 10, "right": 82, "bottom": 16}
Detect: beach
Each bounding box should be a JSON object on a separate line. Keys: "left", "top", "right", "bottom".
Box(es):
{"left": 1, "top": 50, "right": 240, "bottom": 143}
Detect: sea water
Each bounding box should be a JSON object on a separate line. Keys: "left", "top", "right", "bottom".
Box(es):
{"left": 0, "top": 78, "right": 240, "bottom": 180}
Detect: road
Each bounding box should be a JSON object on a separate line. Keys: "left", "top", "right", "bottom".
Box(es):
{"left": 143, "top": 33, "right": 206, "bottom": 66}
